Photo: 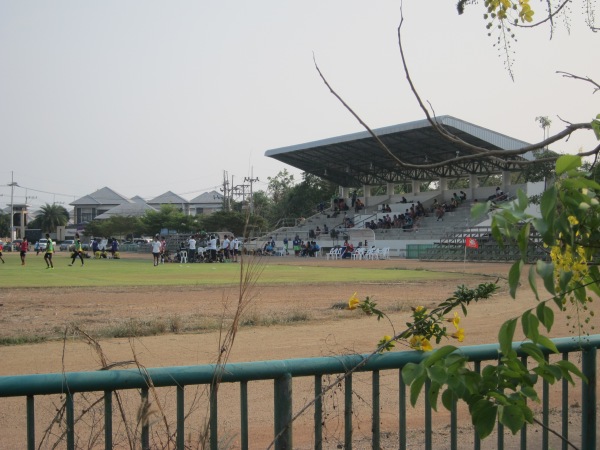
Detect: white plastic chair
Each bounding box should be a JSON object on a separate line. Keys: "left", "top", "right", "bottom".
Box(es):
{"left": 326, "top": 247, "right": 342, "bottom": 260}
{"left": 365, "top": 247, "right": 380, "bottom": 260}
{"left": 351, "top": 247, "right": 366, "bottom": 260}
{"left": 380, "top": 248, "right": 390, "bottom": 260}
{"left": 179, "top": 251, "right": 188, "bottom": 263}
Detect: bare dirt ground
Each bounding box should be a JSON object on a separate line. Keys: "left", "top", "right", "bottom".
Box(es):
{"left": 0, "top": 257, "right": 597, "bottom": 449}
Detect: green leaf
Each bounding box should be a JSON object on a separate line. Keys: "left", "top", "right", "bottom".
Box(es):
{"left": 524, "top": 312, "right": 540, "bottom": 342}
{"left": 520, "top": 386, "right": 540, "bottom": 402}
{"left": 540, "top": 186, "right": 557, "bottom": 222}
{"left": 410, "top": 374, "right": 426, "bottom": 407}
{"left": 470, "top": 399, "right": 498, "bottom": 439}
{"left": 508, "top": 260, "right": 523, "bottom": 299}
{"left": 591, "top": 114, "right": 600, "bottom": 140}
{"left": 522, "top": 404, "right": 535, "bottom": 424}
{"left": 586, "top": 266, "right": 600, "bottom": 296}
{"left": 445, "top": 353, "right": 467, "bottom": 371}
{"left": 546, "top": 364, "right": 563, "bottom": 380}
{"left": 521, "top": 310, "right": 531, "bottom": 338}
{"left": 532, "top": 218, "right": 550, "bottom": 244}
{"left": 535, "top": 303, "right": 554, "bottom": 332}
{"left": 528, "top": 265, "right": 539, "bottom": 301}
{"left": 536, "top": 335, "right": 558, "bottom": 353}
{"left": 517, "top": 223, "right": 530, "bottom": 258}
{"left": 427, "top": 364, "right": 448, "bottom": 385}
{"left": 429, "top": 381, "right": 442, "bottom": 412}
{"left": 424, "top": 345, "right": 458, "bottom": 367}
{"left": 488, "top": 391, "right": 510, "bottom": 405}
{"left": 534, "top": 366, "right": 558, "bottom": 384}
{"left": 556, "top": 155, "right": 582, "bottom": 175}
{"left": 471, "top": 201, "right": 490, "bottom": 219}
{"left": 441, "top": 388, "right": 456, "bottom": 411}
{"left": 517, "top": 189, "right": 528, "bottom": 212}
{"left": 536, "top": 260, "right": 555, "bottom": 295}
{"left": 402, "top": 363, "right": 424, "bottom": 385}
{"left": 573, "top": 286, "right": 587, "bottom": 304}
{"left": 499, "top": 318, "right": 518, "bottom": 355}
{"left": 520, "top": 342, "right": 545, "bottom": 364}
{"left": 500, "top": 404, "right": 526, "bottom": 434}
{"left": 555, "top": 359, "right": 586, "bottom": 383}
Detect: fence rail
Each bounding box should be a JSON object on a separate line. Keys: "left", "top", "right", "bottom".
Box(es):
{"left": 0, "top": 335, "right": 598, "bottom": 450}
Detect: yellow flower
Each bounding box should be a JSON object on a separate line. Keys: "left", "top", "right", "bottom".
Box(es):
{"left": 451, "top": 328, "right": 465, "bottom": 342}
{"left": 348, "top": 292, "right": 360, "bottom": 310}
{"left": 413, "top": 305, "right": 425, "bottom": 313}
{"left": 377, "top": 335, "right": 396, "bottom": 352}
{"left": 568, "top": 215, "right": 579, "bottom": 226}
{"left": 409, "top": 335, "right": 433, "bottom": 352}
{"left": 447, "top": 311, "right": 460, "bottom": 329}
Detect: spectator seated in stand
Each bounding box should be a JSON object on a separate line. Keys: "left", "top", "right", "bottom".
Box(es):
{"left": 354, "top": 198, "right": 364, "bottom": 212}
{"left": 435, "top": 205, "right": 445, "bottom": 221}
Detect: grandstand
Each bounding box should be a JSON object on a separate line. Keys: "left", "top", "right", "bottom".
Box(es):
{"left": 259, "top": 116, "right": 547, "bottom": 261}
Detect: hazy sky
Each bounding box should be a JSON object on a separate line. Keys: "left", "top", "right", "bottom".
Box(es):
{"left": 1, "top": 1, "right": 597, "bottom": 210}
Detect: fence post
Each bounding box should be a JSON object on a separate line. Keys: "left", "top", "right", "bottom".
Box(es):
{"left": 372, "top": 370, "right": 380, "bottom": 449}
{"left": 314, "top": 375, "right": 323, "bottom": 450}
{"left": 274, "top": 373, "right": 292, "bottom": 450}
{"left": 345, "top": 374, "right": 353, "bottom": 449}
{"left": 176, "top": 385, "right": 184, "bottom": 450}
{"left": 26, "top": 395, "right": 35, "bottom": 450}
{"left": 240, "top": 381, "right": 249, "bottom": 450}
{"left": 141, "top": 388, "right": 149, "bottom": 450}
{"left": 210, "top": 383, "right": 218, "bottom": 450}
{"left": 66, "top": 392, "right": 74, "bottom": 450}
{"left": 582, "top": 346, "right": 597, "bottom": 450}
{"left": 104, "top": 391, "right": 112, "bottom": 450}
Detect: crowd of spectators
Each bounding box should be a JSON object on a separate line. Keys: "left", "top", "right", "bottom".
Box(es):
{"left": 364, "top": 200, "right": 429, "bottom": 231}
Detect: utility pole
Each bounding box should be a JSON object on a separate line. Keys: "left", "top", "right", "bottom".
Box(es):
{"left": 25, "top": 189, "right": 37, "bottom": 206}
{"left": 220, "top": 171, "right": 233, "bottom": 212}
{"left": 244, "top": 168, "right": 259, "bottom": 214}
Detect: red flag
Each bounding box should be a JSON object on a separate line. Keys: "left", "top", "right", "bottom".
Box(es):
{"left": 465, "top": 237, "right": 478, "bottom": 249}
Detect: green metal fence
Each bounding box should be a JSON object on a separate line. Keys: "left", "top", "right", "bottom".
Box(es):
{"left": 406, "top": 244, "right": 435, "bottom": 259}
{"left": 0, "top": 336, "right": 597, "bottom": 449}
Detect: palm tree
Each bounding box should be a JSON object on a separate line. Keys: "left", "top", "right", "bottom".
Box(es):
{"left": 36, "top": 203, "right": 70, "bottom": 232}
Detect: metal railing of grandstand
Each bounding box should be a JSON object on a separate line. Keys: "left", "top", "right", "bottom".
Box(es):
{"left": 419, "top": 226, "right": 548, "bottom": 263}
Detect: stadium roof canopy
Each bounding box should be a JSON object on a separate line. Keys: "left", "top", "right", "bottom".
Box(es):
{"left": 265, "top": 116, "right": 531, "bottom": 188}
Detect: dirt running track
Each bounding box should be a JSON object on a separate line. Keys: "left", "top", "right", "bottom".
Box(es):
{"left": 0, "top": 257, "right": 598, "bottom": 449}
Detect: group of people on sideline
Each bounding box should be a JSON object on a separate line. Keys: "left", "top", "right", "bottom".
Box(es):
{"left": 169, "top": 233, "right": 240, "bottom": 264}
